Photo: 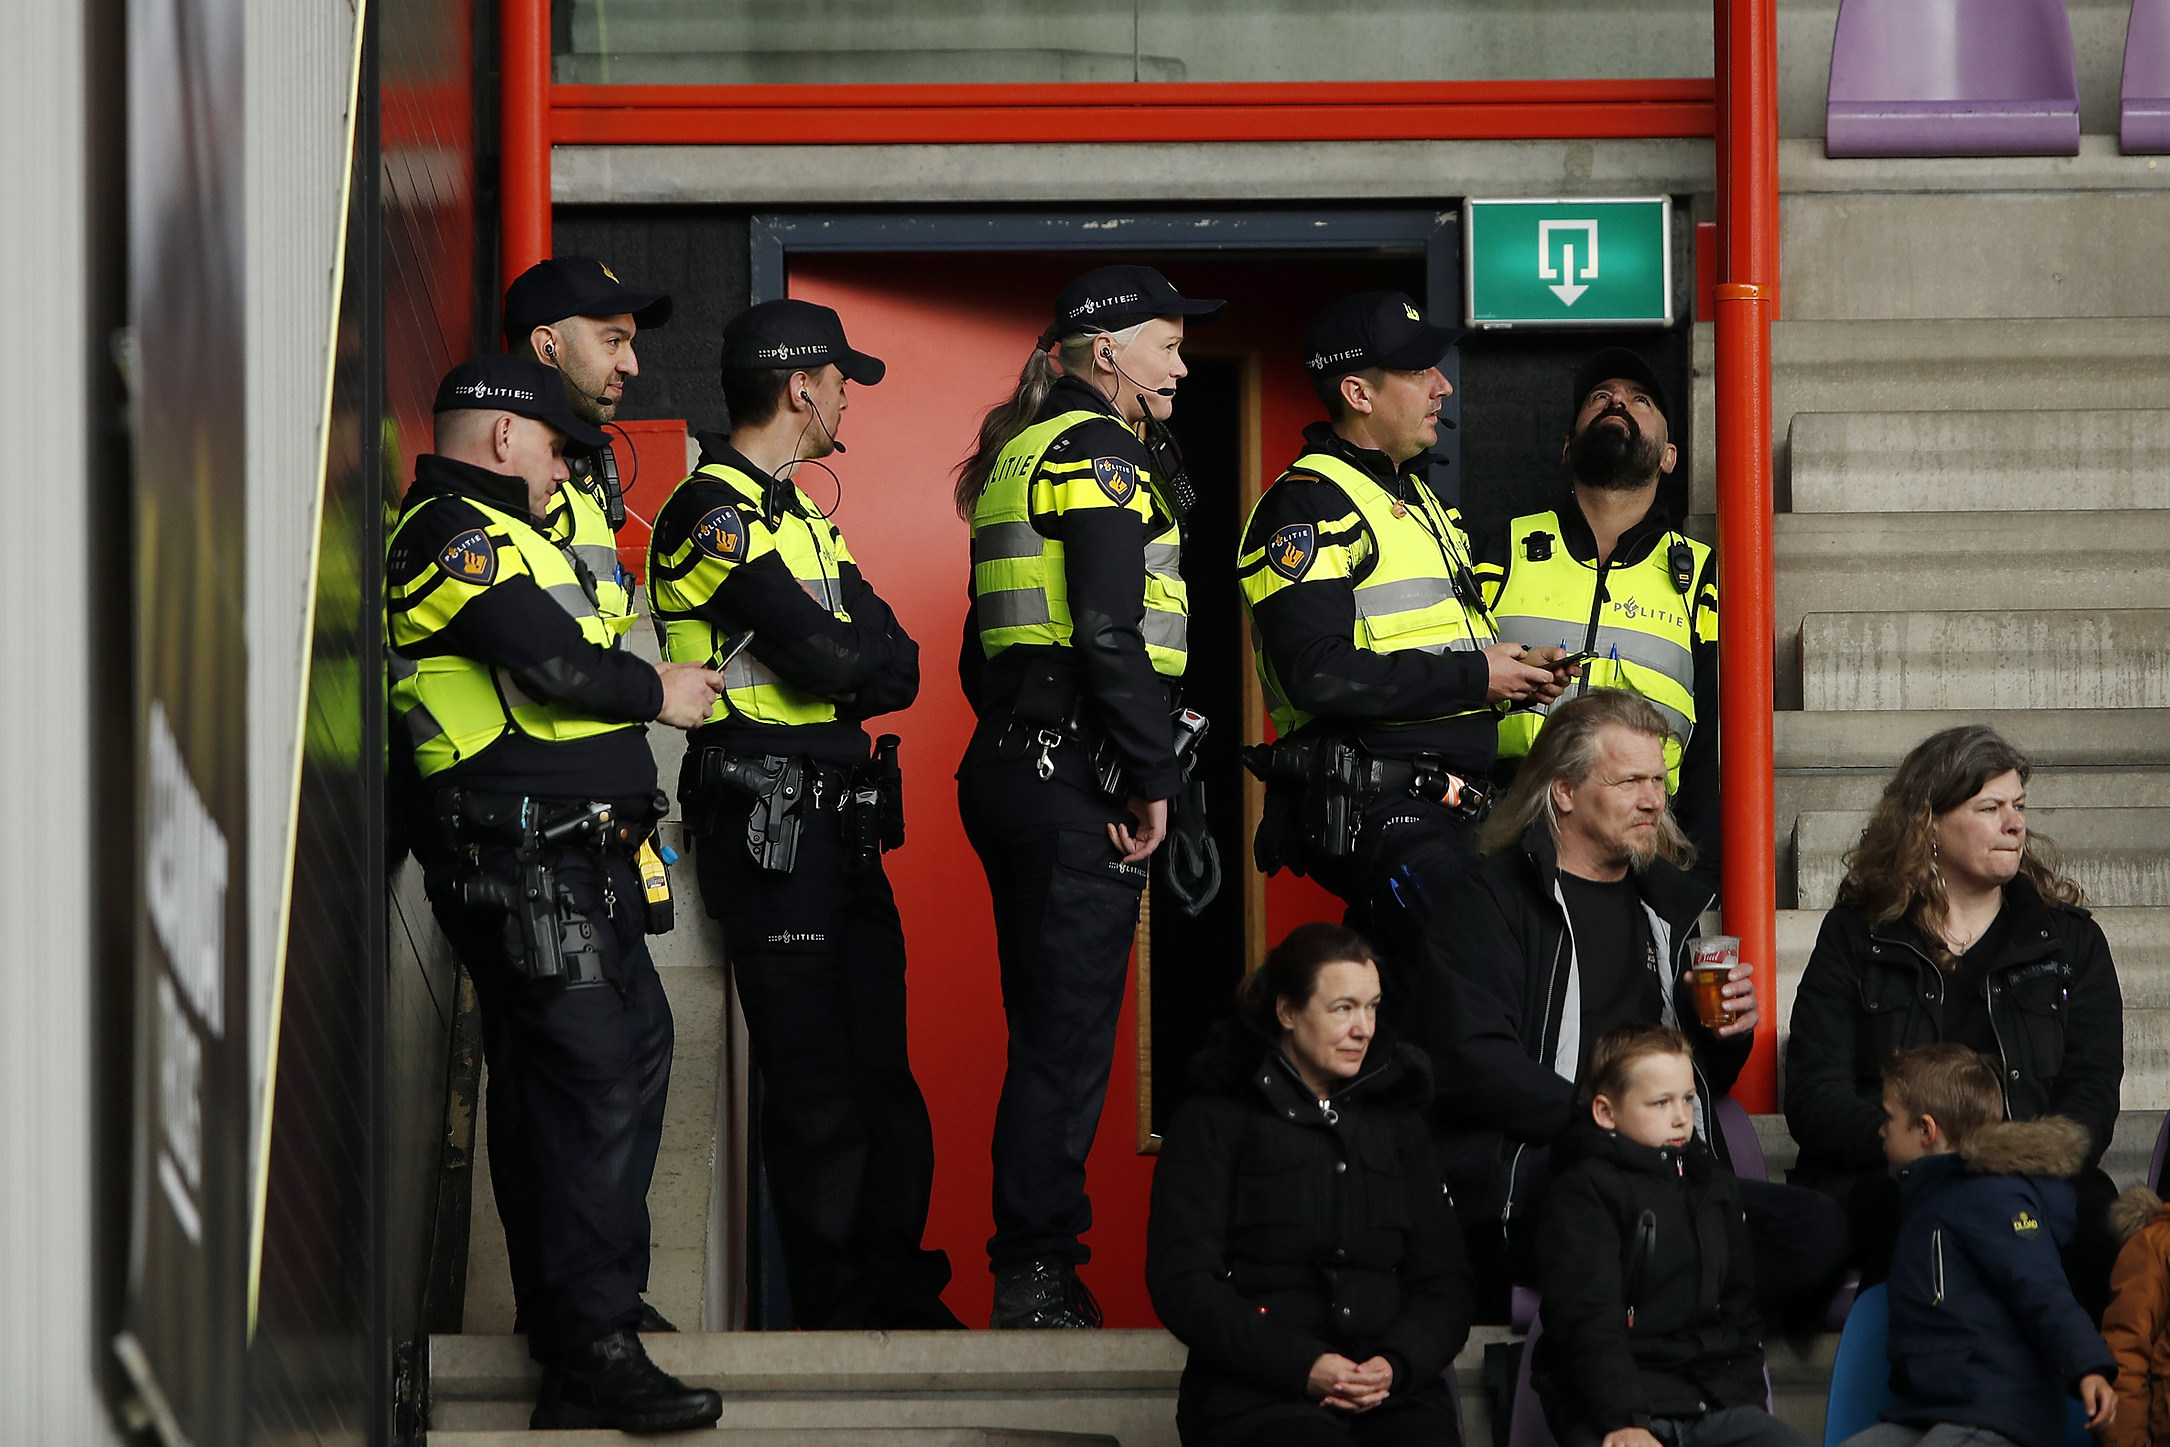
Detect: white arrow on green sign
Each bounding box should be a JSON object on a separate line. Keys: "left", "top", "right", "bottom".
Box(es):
{"left": 1461, "top": 197, "right": 1674, "bottom": 330}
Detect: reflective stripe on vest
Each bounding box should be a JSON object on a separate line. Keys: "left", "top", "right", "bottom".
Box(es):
{"left": 548, "top": 472, "right": 636, "bottom": 634}
{"left": 969, "top": 409, "right": 1188, "bottom": 677}
{"left": 1490, "top": 508, "right": 1708, "bottom": 791}
{"left": 1240, "top": 451, "right": 1496, "bottom": 738}
{"left": 647, "top": 462, "right": 851, "bottom": 727}
{"left": 386, "top": 495, "right": 640, "bottom": 777}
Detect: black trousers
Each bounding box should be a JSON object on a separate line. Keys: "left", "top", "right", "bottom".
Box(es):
{"left": 693, "top": 795, "right": 955, "bottom": 1329}
{"left": 425, "top": 847, "right": 674, "bottom": 1361}
{"left": 959, "top": 722, "right": 1149, "bottom": 1271}
{"left": 1294, "top": 793, "right": 1482, "bottom": 1041}
{"left": 1234, "top": 1397, "right": 1465, "bottom": 1447}
{"left": 1465, "top": 1176, "right": 1850, "bottom": 1332}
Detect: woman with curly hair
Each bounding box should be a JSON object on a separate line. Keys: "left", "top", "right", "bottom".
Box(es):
{"left": 1783, "top": 723, "right": 2124, "bottom": 1311}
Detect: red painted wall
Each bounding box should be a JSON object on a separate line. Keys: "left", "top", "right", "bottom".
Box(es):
{"left": 785, "top": 253, "right": 1400, "bottom": 1328}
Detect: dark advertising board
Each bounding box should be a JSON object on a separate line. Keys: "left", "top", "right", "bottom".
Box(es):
{"left": 114, "top": 0, "right": 252, "bottom": 1437}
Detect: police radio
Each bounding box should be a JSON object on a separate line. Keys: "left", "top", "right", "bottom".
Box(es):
{"left": 597, "top": 436, "right": 627, "bottom": 531}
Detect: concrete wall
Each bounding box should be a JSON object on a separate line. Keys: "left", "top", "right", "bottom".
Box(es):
{"left": 0, "top": 0, "right": 125, "bottom": 1439}
{"left": 558, "top": 0, "right": 1716, "bottom": 85}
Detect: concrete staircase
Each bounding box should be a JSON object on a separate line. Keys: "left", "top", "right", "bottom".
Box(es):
{"left": 1758, "top": 143, "right": 2170, "bottom": 1156}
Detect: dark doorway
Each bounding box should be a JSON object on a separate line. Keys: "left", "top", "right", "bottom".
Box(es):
{"left": 1144, "top": 354, "right": 1246, "bottom": 1139}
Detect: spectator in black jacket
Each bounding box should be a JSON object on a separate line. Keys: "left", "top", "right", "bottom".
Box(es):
{"left": 1148, "top": 923, "right": 1473, "bottom": 1447}
{"left": 1784, "top": 724, "right": 2123, "bottom": 1314}
{"left": 1421, "top": 690, "right": 1846, "bottom": 1325}
{"left": 1536, "top": 1022, "right": 1805, "bottom": 1447}
{"left": 1842, "top": 1044, "right": 2115, "bottom": 1447}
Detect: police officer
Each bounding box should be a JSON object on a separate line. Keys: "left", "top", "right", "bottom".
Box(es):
{"left": 647, "top": 299, "right": 960, "bottom": 1330}
{"left": 504, "top": 255, "right": 673, "bottom": 629}
{"left": 1474, "top": 347, "right": 1719, "bottom": 874}
{"left": 1236, "top": 292, "right": 1570, "bottom": 1034}
{"left": 954, "top": 265, "right": 1223, "bottom": 1328}
{"left": 386, "top": 355, "right": 724, "bottom": 1431}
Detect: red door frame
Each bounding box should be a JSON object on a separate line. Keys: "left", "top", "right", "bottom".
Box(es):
{"left": 495, "top": 0, "right": 1784, "bottom": 1109}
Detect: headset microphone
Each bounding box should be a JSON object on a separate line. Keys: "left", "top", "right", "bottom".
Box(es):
{"left": 1102, "top": 347, "right": 1176, "bottom": 397}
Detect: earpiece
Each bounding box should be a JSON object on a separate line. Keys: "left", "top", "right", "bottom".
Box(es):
{"left": 544, "top": 341, "right": 557, "bottom": 361}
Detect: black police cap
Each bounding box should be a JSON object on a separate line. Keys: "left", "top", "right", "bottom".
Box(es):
{"left": 1046, "top": 265, "right": 1226, "bottom": 342}
{"left": 720, "top": 299, "right": 885, "bottom": 386}
{"left": 1571, "top": 347, "right": 1672, "bottom": 428}
{"left": 432, "top": 355, "right": 610, "bottom": 455}
{"left": 503, "top": 256, "right": 672, "bottom": 344}
{"left": 1303, "top": 292, "right": 1460, "bottom": 378}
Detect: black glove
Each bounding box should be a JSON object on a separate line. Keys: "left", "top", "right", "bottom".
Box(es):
{"left": 1156, "top": 779, "right": 1221, "bottom": 917}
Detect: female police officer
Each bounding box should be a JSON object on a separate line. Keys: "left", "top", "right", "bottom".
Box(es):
{"left": 954, "top": 265, "right": 1223, "bottom": 1328}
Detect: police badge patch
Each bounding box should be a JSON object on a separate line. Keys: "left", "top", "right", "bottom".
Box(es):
{"left": 1265, "top": 522, "right": 1317, "bottom": 582}
{"left": 1093, "top": 456, "right": 1138, "bottom": 505}
{"left": 437, "top": 528, "right": 497, "bottom": 585}
{"left": 693, "top": 505, "right": 747, "bottom": 562}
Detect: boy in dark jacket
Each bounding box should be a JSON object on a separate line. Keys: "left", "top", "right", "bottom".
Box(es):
{"left": 1535, "top": 1022, "right": 1805, "bottom": 1447}
{"left": 1842, "top": 1043, "right": 2115, "bottom": 1447}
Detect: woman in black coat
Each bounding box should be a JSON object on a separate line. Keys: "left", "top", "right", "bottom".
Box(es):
{"left": 1782, "top": 724, "right": 2124, "bottom": 1309}
{"left": 1147, "top": 922, "right": 1474, "bottom": 1447}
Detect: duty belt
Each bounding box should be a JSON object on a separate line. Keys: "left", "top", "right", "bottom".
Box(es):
{"left": 1242, "top": 734, "right": 1490, "bottom": 864}
{"left": 681, "top": 734, "right": 904, "bottom": 876}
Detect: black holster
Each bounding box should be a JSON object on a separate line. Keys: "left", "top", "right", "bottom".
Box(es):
{"left": 683, "top": 748, "right": 806, "bottom": 874}
{"left": 840, "top": 733, "right": 905, "bottom": 876}
{"left": 438, "top": 789, "right": 620, "bottom": 990}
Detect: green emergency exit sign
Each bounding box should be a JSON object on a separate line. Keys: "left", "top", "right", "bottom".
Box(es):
{"left": 1462, "top": 197, "right": 1674, "bottom": 330}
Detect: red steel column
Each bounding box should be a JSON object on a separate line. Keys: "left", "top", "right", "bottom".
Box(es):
{"left": 1715, "top": 0, "right": 1780, "bottom": 1111}
{"left": 500, "top": 0, "right": 552, "bottom": 287}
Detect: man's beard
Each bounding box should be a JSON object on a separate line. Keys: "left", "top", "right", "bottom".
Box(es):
{"left": 562, "top": 366, "right": 617, "bottom": 425}
{"left": 1568, "top": 408, "right": 1663, "bottom": 491}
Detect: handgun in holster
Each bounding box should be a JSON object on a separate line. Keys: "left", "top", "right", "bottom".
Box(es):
{"left": 1076, "top": 703, "right": 1211, "bottom": 801}
{"left": 439, "top": 789, "right": 617, "bottom": 989}
{"left": 689, "top": 748, "right": 805, "bottom": 874}
{"left": 1242, "top": 735, "right": 1364, "bottom": 860}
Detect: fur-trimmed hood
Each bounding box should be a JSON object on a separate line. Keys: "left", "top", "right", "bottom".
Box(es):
{"left": 2111, "top": 1184, "right": 2168, "bottom": 1245}
{"left": 1957, "top": 1115, "right": 2092, "bottom": 1179}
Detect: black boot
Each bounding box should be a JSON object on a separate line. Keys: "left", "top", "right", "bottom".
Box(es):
{"left": 632, "top": 1300, "right": 678, "bottom": 1332}
{"left": 529, "top": 1327, "right": 723, "bottom": 1433}
{"left": 989, "top": 1259, "right": 1102, "bottom": 1329}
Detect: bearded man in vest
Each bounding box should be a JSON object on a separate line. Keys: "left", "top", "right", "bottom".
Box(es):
{"left": 1474, "top": 347, "right": 1720, "bottom": 883}
{"left": 647, "top": 299, "right": 962, "bottom": 1330}
{"left": 387, "top": 355, "right": 724, "bottom": 1431}
{"left": 503, "top": 255, "right": 673, "bottom": 631}
{"left": 1237, "top": 292, "right": 1573, "bottom": 1038}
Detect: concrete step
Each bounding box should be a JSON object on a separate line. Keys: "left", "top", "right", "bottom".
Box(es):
{"left": 1770, "top": 319, "right": 2170, "bottom": 420}
{"left": 1775, "top": 710, "right": 2170, "bottom": 771}
{"left": 1789, "top": 411, "right": 2170, "bottom": 514}
{"left": 1777, "top": 770, "right": 2170, "bottom": 868}
{"left": 1772, "top": 908, "right": 2170, "bottom": 1113}
{"left": 1792, "top": 808, "right": 2170, "bottom": 909}
{"left": 430, "top": 1331, "right": 1191, "bottom": 1442}
{"left": 1774, "top": 514, "right": 2170, "bottom": 706}
{"left": 1778, "top": 190, "right": 2170, "bottom": 321}
{"left": 1799, "top": 609, "right": 2170, "bottom": 712}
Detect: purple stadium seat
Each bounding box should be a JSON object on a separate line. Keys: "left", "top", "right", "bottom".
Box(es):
{"left": 1714, "top": 1095, "right": 1767, "bottom": 1184}
{"left": 1508, "top": 1313, "right": 1558, "bottom": 1447}
{"left": 2124, "top": 0, "right": 2170, "bottom": 152}
{"left": 1826, "top": 0, "right": 2081, "bottom": 157}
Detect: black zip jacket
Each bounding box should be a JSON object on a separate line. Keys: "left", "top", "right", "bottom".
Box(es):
{"left": 660, "top": 436, "right": 920, "bottom": 766}
{"left": 1474, "top": 496, "right": 1721, "bottom": 882}
{"left": 1783, "top": 875, "right": 2123, "bottom": 1190}
{"left": 1147, "top": 1017, "right": 1473, "bottom": 1447}
{"left": 1422, "top": 823, "right": 1741, "bottom": 1225}
{"left": 387, "top": 454, "right": 662, "bottom": 801}
{"left": 1533, "top": 1121, "right": 1767, "bottom": 1435}
{"left": 960, "top": 377, "right": 1181, "bottom": 800}
{"left": 1239, "top": 422, "right": 1498, "bottom": 773}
